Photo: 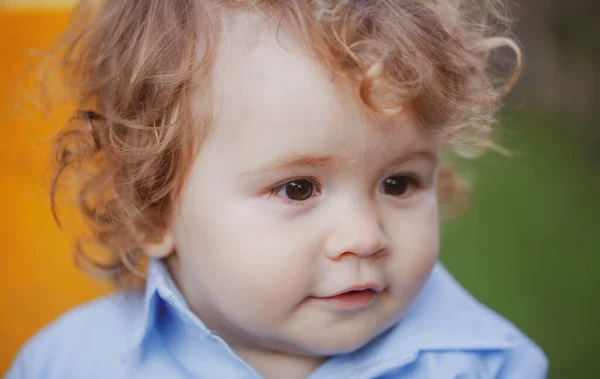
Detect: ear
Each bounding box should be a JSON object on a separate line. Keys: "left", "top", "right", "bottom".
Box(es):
{"left": 144, "top": 230, "right": 175, "bottom": 258}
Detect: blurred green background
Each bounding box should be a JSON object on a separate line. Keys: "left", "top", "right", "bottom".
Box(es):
{"left": 441, "top": 1, "right": 599, "bottom": 377}
{"left": 442, "top": 109, "right": 599, "bottom": 378}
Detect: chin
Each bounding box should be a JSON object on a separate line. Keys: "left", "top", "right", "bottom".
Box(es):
{"left": 275, "top": 301, "right": 403, "bottom": 356}
{"left": 292, "top": 324, "right": 389, "bottom": 356}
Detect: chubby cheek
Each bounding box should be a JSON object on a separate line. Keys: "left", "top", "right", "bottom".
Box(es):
{"left": 387, "top": 200, "right": 439, "bottom": 299}
{"left": 175, "top": 200, "right": 315, "bottom": 328}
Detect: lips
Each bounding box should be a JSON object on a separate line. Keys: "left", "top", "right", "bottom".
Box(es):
{"left": 314, "top": 284, "right": 383, "bottom": 311}
{"left": 327, "top": 284, "right": 382, "bottom": 298}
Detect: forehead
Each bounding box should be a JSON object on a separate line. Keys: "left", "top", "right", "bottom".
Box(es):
{"left": 208, "top": 13, "right": 433, "bottom": 163}
{"left": 213, "top": 14, "right": 347, "bottom": 127}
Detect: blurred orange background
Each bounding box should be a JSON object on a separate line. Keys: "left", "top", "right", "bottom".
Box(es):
{"left": 0, "top": 2, "right": 105, "bottom": 373}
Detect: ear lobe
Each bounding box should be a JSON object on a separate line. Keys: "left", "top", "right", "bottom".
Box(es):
{"left": 144, "top": 231, "right": 175, "bottom": 258}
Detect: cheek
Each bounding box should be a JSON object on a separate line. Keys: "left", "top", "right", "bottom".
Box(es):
{"left": 388, "top": 200, "right": 440, "bottom": 291}
{"left": 174, "top": 197, "right": 314, "bottom": 315}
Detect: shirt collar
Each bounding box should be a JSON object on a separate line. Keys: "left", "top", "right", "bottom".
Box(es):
{"left": 128, "top": 259, "right": 518, "bottom": 373}
{"left": 313, "top": 264, "right": 519, "bottom": 377}
{"left": 128, "top": 258, "right": 210, "bottom": 353}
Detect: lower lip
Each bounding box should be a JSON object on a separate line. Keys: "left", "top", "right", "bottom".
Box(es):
{"left": 313, "top": 290, "right": 379, "bottom": 311}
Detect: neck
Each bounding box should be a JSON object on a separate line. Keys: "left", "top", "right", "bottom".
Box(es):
{"left": 235, "top": 347, "right": 327, "bottom": 379}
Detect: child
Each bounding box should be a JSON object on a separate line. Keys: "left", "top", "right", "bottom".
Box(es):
{"left": 6, "top": 0, "right": 548, "bottom": 378}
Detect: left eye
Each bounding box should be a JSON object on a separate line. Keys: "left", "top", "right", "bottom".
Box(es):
{"left": 269, "top": 179, "right": 320, "bottom": 202}
{"left": 381, "top": 175, "right": 419, "bottom": 196}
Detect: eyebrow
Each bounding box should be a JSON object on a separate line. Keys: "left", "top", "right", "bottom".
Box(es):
{"left": 382, "top": 150, "right": 440, "bottom": 170}
{"left": 242, "top": 154, "right": 345, "bottom": 176}
{"left": 242, "top": 150, "right": 439, "bottom": 177}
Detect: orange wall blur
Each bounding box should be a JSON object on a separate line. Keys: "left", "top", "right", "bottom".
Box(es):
{"left": 0, "top": 8, "right": 105, "bottom": 373}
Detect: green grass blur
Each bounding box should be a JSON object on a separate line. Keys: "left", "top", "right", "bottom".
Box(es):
{"left": 440, "top": 108, "right": 599, "bottom": 379}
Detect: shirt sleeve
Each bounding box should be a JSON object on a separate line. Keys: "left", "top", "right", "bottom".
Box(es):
{"left": 4, "top": 333, "right": 51, "bottom": 379}
{"left": 4, "top": 350, "right": 29, "bottom": 379}
{"left": 497, "top": 341, "right": 549, "bottom": 379}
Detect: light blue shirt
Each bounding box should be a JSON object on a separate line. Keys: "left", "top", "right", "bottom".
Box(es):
{"left": 5, "top": 260, "right": 548, "bottom": 378}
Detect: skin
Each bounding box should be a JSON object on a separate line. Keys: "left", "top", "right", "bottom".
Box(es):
{"left": 149, "top": 12, "right": 441, "bottom": 379}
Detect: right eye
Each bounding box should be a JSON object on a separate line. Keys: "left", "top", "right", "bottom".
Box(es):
{"left": 380, "top": 174, "right": 421, "bottom": 197}
{"left": 268, "top": 178, "right": 320, "bottom": 202}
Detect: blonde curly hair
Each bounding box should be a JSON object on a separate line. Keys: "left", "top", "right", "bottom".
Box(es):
{"left": 50, "top": 0, "right": 521, "bottom": 289}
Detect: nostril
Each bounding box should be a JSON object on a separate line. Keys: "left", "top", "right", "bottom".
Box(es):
{"left": 336, "top": 252, "right": 354, "bottom": 261}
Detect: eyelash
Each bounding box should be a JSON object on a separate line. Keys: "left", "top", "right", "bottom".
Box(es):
{"left": 267, "top": 173, "right": 423, "bottom": 204}
{"left": 385, "top": 174, "right": 423, "bottom": 190}
{"left": 268, "top": 177, "right": 321, "bottom": 202}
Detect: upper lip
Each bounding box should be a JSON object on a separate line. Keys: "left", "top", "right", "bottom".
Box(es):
{"left": 323, "top": 283, "right": 383, "bottom": 298}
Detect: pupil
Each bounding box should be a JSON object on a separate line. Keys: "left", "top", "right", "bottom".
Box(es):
{"left": 285, "top": 180, "right": 313, "bottom": 201}
{"left": 383, "top": 176, "right": 409, "bottom": 195}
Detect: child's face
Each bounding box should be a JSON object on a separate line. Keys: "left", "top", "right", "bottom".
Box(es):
{"left": 163, "top": 19, "right": 440, "bottom": 356}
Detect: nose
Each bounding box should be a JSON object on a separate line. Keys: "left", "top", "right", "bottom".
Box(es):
{"left": 324, "top": 200, "right": 387, "bottom": 261}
